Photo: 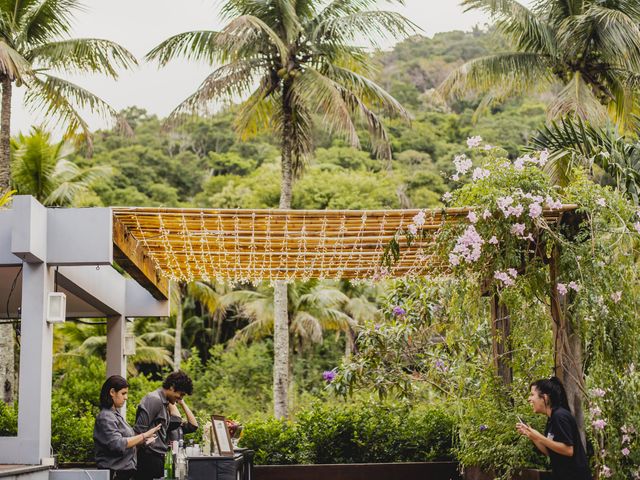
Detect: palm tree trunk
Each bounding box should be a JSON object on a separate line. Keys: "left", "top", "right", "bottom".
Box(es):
{"left": 0, "top": 75, "right": 12, "bottom": 190}
{"left": 273, "top": 80, "right": 294, "bottom": 419}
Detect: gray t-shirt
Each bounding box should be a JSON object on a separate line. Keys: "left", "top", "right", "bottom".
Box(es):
{"left": 93, "top": 408, "right": 136, "bottom": 471}
{"left": 134, "top": 388, "right": 182, "bottom": 456}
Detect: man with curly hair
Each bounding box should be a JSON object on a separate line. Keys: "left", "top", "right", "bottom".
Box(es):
{"left": 134, "top": 371, "right": 198, "bottom": 480}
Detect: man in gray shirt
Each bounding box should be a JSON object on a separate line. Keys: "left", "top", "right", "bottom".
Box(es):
{"left": 134, "top": 371, "right": 198, "bottom": 480}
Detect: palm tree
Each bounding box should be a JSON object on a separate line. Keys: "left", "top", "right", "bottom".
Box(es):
{"left": 531, "top": 116, "right": 640, "bottom": 203}
{"left": 0, "top": 0, "right": 137, "bottom": 190}
{"left": 11, "top": 127, "right": 112, "bottom": 205}
{"left": 230, "top": 280, "right": 356, "bottom": 350}
{"left": 53, "top": 321, "right": 173, "bottom": 375}
{"left": 147, "top": 0, "right": 413, "bottom": 418}
{"left": 439, "top": 0, "right": 640, "bottom": 129}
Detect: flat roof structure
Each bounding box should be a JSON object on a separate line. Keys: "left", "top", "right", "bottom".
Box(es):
{"left": 112, "top": 205, "right": 577, "bottom": 287}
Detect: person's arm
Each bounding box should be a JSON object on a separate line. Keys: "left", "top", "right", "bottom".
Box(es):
{"left": 517, "top": 424, "right": 573, "bottom": 457}
{"left": 126, "top": 424, "right": 162, "bottom": 448}
{"left": 178, "top": 399, "right": 198, "bottom": 429}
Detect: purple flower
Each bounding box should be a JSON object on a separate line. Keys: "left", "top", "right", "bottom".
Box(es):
{"left": 538, "top": 150, "right": 549, "bottom": 166}
{"left": 593, "top": 419, "right": 607, "bottom": 430}
{"left": 601, "top": 466, "right": 612, "bottom": 478}
{"left": 467, "top": 211, "right": 478, "bottom": 224}
{"left": 442, "top": 192, "right": 453, "bottom": 202}
{"left": 451, "top": 225, "right": 485, "bottom": 263}
{"left": 479, "top": 425, "right": 488, "bottom": 432}
{"left": 472, "top": 168, "right": 490, "bottom": 181}
{"left": 511, "top": 223, "right": 526, "bottom": 236}
{"left": 529, "top": 203, "right": 542, "bottom": 219}
{"left": 557, "top": 283, "right": 568, "bottom": 295}
{"left": 622, "top": 447, "right": 631, "bottom": 456}
{"left": 590, "top": 406, "right": 602, "bottom": 417}
{"left": 489, "top": 236, "right": 499, "bottom": 245}
{"left": 434, "top": 359, "right": 448, "bottom": 372}
{"left": 322, "top": 371, "right": 336, "bottom": 383}
{"left": 392, "top": 306, "right": 406, "bottom": 317}
{"left": 454, "top": 154, "right": 472, "bottom": 174}
{"left": 408, "top": 224, "right": 418, "bottom": 235}
{"left": 591, "top": 388, "right": 606, "bottom": 398}
{"left": 567, "top": 281, "right": 580, "bottom": 292}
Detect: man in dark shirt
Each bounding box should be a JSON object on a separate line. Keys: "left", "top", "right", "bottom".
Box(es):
{"left": 134, "top": 371, "right": 198, "bottom": 480}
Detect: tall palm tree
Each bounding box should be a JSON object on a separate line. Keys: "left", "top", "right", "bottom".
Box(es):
{"left": 230, "top": 280, "right": 356, "bottom": 349}
{"left": 11, "top": 127, "right": 112, "bottom": 205}
{"left": 439, "top": 0, "right": 640, "bottom": 129}
{"left": 0, "top": 0, "right": 137, "bottom": 189}
{"left": 146, "top": 0, "right": 413, "bottom": 418}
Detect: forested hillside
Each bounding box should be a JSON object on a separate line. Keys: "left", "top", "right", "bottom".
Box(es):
{"left": 72, "top": 29, "right": 547, "bottom": 211}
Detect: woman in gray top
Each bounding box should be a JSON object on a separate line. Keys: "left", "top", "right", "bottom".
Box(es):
{"left": 94, "top": 376, "right": 161, "bottom": 480}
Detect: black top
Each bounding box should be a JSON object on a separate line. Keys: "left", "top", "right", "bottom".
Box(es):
{"left": 134, "top": 388, "right": 183, "bottom": 455}
{"left": 544, "top": 407, "right": 591, "bottom": 480}
{"left": 94, "top": 408, "right": 136, "bottom": 471}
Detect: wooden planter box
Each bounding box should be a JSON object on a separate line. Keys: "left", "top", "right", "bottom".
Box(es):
{"left": 255, "top": 462, "right": 461, "bottom": 480}
{"left": 254, "top": 463, "right": 552, "bottom": 480}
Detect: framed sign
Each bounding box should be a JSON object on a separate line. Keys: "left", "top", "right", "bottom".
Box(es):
{"left": 211, "top": 415, "right": 234, "bottom": 456}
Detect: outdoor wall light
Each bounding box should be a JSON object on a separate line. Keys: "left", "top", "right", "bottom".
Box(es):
{"left": 124, "top": 333, "right": 136, "bottom": 356}
{"left": 46, "top": 292, "right": 66, "bottom": 324}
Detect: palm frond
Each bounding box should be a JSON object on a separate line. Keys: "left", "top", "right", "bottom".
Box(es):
{"left": 439, "top": 52, "right": 551, "bottom": 101}
{"left": 29, "top": 38, "right": 137, "bottom": 77}
{"left": 46, "top": 160, "right": 112, "bottom": 206}
{"left": 311, "top": 10, "right": 416, "bottom": 48}
{"left": 291, "top": 311, "right": 323, "bottom": 344}
{"left": 463, "top": 0, "right": 555, "bottom": 55}
{"left": 19, "top": 0, "right": 83, "bottom": 45}
{"left": 216, "top": 14, "right": 288, "bottom": 64}
{"left": 547, "top": 72, "right": 607, "bottom": 122}
{"left": 145, "top": 30, "right": 219, "bottom": 66}
{"left": 166, "top": 60, "right": 263, "bottom": 126}
{"left": 0, "top": 39, "right": 32, "bottom": 81}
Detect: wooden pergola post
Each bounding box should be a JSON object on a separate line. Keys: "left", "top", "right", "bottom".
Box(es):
{"left": 490, "top": 292, "right": 513, "bottom": 385}
{"left": 549, "top": 244, "right": 586, "bottom": 446}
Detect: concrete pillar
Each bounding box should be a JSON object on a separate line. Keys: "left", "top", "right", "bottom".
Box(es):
{"left": 106, "top": 315, "right": 127, "bottom": 417}
{"left": 106, "top": 315, "right": 127, "bottom": 379}
{"left": 16, "top": 263, "right": 54, "bottom": 464}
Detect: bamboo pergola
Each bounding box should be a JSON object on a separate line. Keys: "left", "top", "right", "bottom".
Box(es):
{"left": 112, "top": 206, "right": 577, "bottom": 299}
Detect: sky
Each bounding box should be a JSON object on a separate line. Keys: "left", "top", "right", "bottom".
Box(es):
{"left": 11, "top": 0, "right": 493, "bottom": 134}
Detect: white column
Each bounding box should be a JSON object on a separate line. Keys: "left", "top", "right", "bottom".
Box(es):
{"left": 106, "top": 315, "right": 127, "bottom": 416}
{"left": 16, "top": 262, "right": 54, "bottom": 464}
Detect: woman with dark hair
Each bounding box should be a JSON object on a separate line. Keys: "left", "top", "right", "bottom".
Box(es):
{"left": 517, "top": 376, "right": 591, "bottom": 480}
{"left": 94, "top": 375, "right": 161, "bottom": 480}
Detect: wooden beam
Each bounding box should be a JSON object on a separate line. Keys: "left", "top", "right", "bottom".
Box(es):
{"left": 112, "top": 215, "right": 168, "bottom": 300}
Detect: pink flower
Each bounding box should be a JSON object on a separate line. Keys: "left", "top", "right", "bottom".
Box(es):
{"left": 489, "top": 236, "right": 499, "bottom": 245}
{"left": 452, "top": 173, "right": 459, "bottom": 181}
{"left": 494, "top": 271, "right": 515, "bottom": 287}
{"left": 472, "top": 167, "right": 490, "bottom": 181}
{"left": 442, "top": 192, "right": 452, "bottom": 202}
{"left": 507, "top": 268, "right": 518, "bottom": 278}
{"left": 497, "top": 196, "right": 514, "bottom": 212}
{"left": 482, "top": 209, "right": 492, "bottom": 219}
{"left": 601, "top": 466, "right": 612, "bottom": 478}
{"left": 451, "top": 225, "right": 485, "bottom": 263}
{"left": 538, "top": 150, "right": 549, "bottom": 166}
{"left": 466, "top": 136, "right": 482, "bottom": 148}
{"left": 468, "top": 211, "right": 478, "bottom": 224}
{"left": 408, "top": 224, "right": 418, "bottom": 235}
{"left": 514, "top": 158, "right": 526, "bottom": 171}
{"left": 623, "top": 434, "right": 632, "bottom": 444}
{"left": 529, "top": 203, "right": 542, "bottom": 219}
{"left": 623, "top": 447, "right": 631, "bottom": 456}
{"left": 596, "top": 198, "right": 606, "bottom": 207}
{"left": 568, "top": 281, "right": 580, "bottom": 292}
{"left": 590, "top": 406, "right": 602, "bottom": 417}
{"left": 611, "top": 291, "right": 622, "bottom": 303}
{"left": 511, "top": 223, "right": 526, "bottom": 236}
{"left": 412, "top": 210, "right": 426, "bottom": 227}
{"left": 449, "top": 253, "right": 460, "bottom": 266}
{"left": 557, "top": 283, "right": 568, "bottom": 295}
{"left": 545, "top": 196, "right": 563, "bottom": 210}
{"left": 591, "top": 388, "right": 606, "bottom": 398}
{"left": 454, "top": 154, "right": 473, "bottom": 174}
{"left": 593, "top": 419, "right": 607, "bottom": 430}
{"left": 507, "top": 204, "right": 524, "bottom": 218}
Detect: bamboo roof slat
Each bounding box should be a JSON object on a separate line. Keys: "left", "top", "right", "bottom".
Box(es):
{"left": 112, "top": 206, "right": 577, "bottom": 284}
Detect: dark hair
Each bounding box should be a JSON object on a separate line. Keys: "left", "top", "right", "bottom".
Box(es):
{"left": 530, "top": 376, "right": 570, "bottom": 410}
{"left": 99, "top": 375, "right": 129, "bottom": 409}
{"left": 162, "top": 371, "right": 193, "bottom": 395}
